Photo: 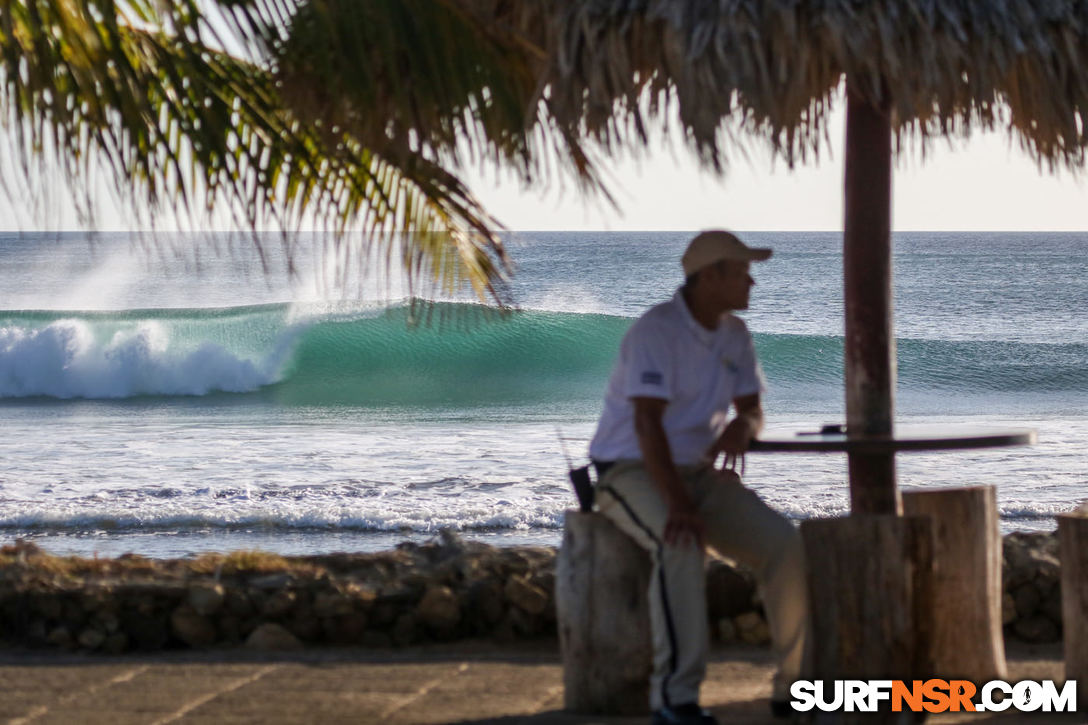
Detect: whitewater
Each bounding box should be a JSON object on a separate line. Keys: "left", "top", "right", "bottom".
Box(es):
{"left": 1, "top": 231, "right": 1086, "bottom": 557}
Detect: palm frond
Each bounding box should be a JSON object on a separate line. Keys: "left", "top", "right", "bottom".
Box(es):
{"left": 0, "top": 0, "right": 512, "bottom": 304}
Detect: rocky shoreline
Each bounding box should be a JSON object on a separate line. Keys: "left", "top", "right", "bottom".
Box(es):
{"left": 0, "top": 530, "right": 1064, "bottom": 654}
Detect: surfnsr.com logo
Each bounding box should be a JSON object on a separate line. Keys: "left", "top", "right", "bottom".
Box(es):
{"left": 790, "top": 679, "right": 1077, "bottom": 713}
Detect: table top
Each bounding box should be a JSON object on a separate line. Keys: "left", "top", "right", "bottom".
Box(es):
{"left": 749, "top": 424, "right": 1037, "bottom": 453}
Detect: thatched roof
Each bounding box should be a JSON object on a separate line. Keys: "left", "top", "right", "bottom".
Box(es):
{"left": 474, "top": 0, "right": 1088, "bottom": 172}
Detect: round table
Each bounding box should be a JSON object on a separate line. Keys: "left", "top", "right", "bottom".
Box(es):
{"left": 749, "top": 423, "right": 1036, "bottom": 454}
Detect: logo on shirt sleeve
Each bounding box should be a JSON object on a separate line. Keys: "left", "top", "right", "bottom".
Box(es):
{"left": 641, "top": 371, "right": 664, "bottom": 385}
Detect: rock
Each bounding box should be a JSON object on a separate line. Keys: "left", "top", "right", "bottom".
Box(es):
{"left": 225, "top": 589, "right": 254, "bottom": 617}
{"left": 734, "top": 611, "right": 771, "bottom": 645}
{"left": 532, "top": 570, "right": 556, "bottom": 600}
{"left": 313, "top": 590, "right": 357, "bottom": 618}
{"left": 32, "top": 593, "right": 64, "bottom": 620}
{"left": 734, "top": 611, "right": 764, "bottom": 633}
{"left": 77, "top": 627, "right": 106, "bottom": 650}
{"left": 1004, "top": 533, "right": 1060, "bottom": 589}
{"left": 61, "top": 596, "right": 84, "bottom": 622}
{"left": 1035, "top": 570, "right": 1059, "bottom": 598}
{"left": 1013, "top": 615, "right": 1060, "bottom": 643}
{"left": 717, "top": 618, "right": 737, "bottom": 643}
{"left": 249, "top": 573, "right": 295, "bottom": 590}
{"left": 245, "top": 622, "right": 302, "bottom": 651}
{"left": 121, "top": 611, "right": 169, "bottom": 651}
{"left": 705, "top": 560, "right": 756, "bottom": 620}
{"left": 1002, "top": 592, "right": 1016, "bottom": 626}
{"left": 46, "top": 626, "right": 73, "bottom": 649}
{"left": 132, "top": 594, "right": 157, "bottom": 616}
{"left": 82, "top": 589, "right": 115, "bottom": 613}
{"left": 26, "top": 619, "right": 47, "bottom": 644}
{"left": 505, "top": 605, "right": 540, "bottom": 637}
{"left": 392, "top": 613, "right": 419, "bottom": 646}
{"left": 102, "top": 632, "right": 129, "bottom": 654}
{"left": 170, "top": 606, "right": 217, "bottom": 647}
{"left": 505, "top": 576, "right": 548, "bottom": 616}
{"left": 217, "top": 615, "right": 242, "bottom": 644}
{"left": 491, "top": 614, "right": 517, "bottom": 643}
{"left": 375, "top": 585, "right": 420, "bottom": 611}
{"left": 734, "top": 610, "right": 771, "bottom": 645}
{"left": 1041, "top": 587, "right": 1064, "bottom": 624}
{"left": 464, "top": 578, "right": 505, "bottom": 630}
{"left": 369, "top": 603, "right": 399, "bottom": 628}
{"left": 1011, "top": 582, "right": 1041, "bottom": 618}
{"left": 286, "top": 611, "right": 322, "bottom": 642}
{"left": 348, "top": 583, "right": 378, "bottom": 610}
{"left": 360, "top": 631, "right": 393, "bottom": 648}
{"left": 94, "top": 611, "right": 121, "bottom": 633}
{"left": 415, "top": 586, "right": 461, "bottom": 632}
{"left": 62, "top": 599, "right": 86, "bottom": 627}
{"left": 260, "top": 590, "right": 297, "bottom": 618}
{"left": 187, "top": 583, "right": 226, "bottom": 616}
{"left": 323, "top": 613, "right": 368, "bottom": 644}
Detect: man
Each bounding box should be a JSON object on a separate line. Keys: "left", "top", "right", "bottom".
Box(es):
{"left": 588, "top": 230, "right": 807, "bottom": 724}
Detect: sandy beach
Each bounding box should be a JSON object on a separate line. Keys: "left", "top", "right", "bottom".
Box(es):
{"left": 0, "top": 640, "right": 1076, "bottom": 724}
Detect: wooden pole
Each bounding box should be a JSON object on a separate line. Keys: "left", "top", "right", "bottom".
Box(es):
{"left": 902, "top": 487, "right": 1007, "bottom": 681}
{"left": 843, "top": 84, "right": 899, "bottom": 515}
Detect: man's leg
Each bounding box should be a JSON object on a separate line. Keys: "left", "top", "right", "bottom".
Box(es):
{"left": 692, "top": 468, "right": 807, "bottom": 700}
{"left": 596, "top": 462, "right": 708, "bottom": 711}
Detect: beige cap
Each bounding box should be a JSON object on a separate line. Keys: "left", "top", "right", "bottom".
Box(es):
{"left": 681, "top": 230, "right": 772, "bottom": 277}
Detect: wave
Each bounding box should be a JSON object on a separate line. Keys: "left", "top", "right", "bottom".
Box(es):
{"left": 1, "top": 302, "right": 1086, "bottom": 403}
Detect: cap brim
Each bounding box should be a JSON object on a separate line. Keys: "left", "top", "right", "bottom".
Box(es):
{"left": 747, "top": 248, "right": 773, "bottom": 261}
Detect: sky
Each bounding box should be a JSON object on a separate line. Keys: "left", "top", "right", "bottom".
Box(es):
{"left": 4, "top": 103, "right": 1088, "bottom": 232}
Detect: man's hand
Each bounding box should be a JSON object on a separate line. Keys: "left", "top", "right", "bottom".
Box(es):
{"left": 705, "top": 393, "right": 764, "bottom": 471}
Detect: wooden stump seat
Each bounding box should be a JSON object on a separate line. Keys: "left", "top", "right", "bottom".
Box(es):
{"left": 801, "top": 514, "right": 934, "bottom": 724}
{"left": 902, "top": 485, "right": 1007, "bottom": 681}
{"left": 1058, "top": 510, "right": 1088, "bottom": 687}
{"left": 555, "top": 510, "right": 652, "bottom": 715}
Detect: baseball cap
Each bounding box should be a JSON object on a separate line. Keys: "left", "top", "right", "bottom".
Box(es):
{"left": 681, "top": 230, "right": 772, "bottom": 277}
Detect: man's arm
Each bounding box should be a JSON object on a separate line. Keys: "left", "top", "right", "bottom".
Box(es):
{"left": 632, "top": 396, "right": 704, "bottom": 548}
{"left": 706, "top": 393, "right": 764, "bottom": 468}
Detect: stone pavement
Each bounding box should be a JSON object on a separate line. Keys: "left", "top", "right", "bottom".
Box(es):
{"left": 0, "top": 641, "right": 1078, "bottom": 724}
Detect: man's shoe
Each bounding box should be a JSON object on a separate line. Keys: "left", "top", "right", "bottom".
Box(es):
{"left": 651, "top": 703, "right": 718, "bottom": 725}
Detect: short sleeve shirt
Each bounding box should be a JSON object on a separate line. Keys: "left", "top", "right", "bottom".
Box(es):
{"left": 588, "top": 289, "right": 764, "bottom": 466}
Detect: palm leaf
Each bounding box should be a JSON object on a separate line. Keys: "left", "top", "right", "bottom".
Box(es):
{"left": 0, "top": 0, "right": 513, "bottom": 304}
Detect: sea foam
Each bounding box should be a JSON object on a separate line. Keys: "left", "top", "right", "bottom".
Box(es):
{"left": 0, "top": 318, "right": 290, "bottom": 399}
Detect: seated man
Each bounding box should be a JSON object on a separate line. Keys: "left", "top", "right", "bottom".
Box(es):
{"left": 588, "top": 230, "right": 807, "bottom": 724}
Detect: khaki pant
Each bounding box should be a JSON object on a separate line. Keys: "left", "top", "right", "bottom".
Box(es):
{"left": 595, "top": 461, "right": 807, "bottom": 710}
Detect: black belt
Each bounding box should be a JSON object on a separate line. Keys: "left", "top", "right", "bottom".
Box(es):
{"left": 592, "top": 460, "right": 615, "bottom": 480}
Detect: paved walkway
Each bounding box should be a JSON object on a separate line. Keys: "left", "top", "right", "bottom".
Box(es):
{"left": 0, "top": 641, "right": 1077, "bottom": 724}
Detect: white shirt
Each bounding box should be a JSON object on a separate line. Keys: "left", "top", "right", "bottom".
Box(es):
{"left": 589, "top": 289, "right": 765, "bottom": 466}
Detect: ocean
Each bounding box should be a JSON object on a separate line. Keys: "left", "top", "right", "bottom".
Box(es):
{"left": 1, "top": 231, "right": 1085, "bottom": 559}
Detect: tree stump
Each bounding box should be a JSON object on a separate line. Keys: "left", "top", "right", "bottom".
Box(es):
{"left": 902, "top": 486, "right": 1007, "bottom": 681}
{"left": 555, "top": 510, "right": 652, "bottom": 715}
{"left": 1058, "top": 510, "right": 1088, "bottom": 686}
{"left": 801, "top": 515, "right": 934, "bottom": 724}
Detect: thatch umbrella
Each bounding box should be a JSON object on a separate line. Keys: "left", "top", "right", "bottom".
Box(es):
{"left": 465, "top": 0, "right": 1088, "bottom": 515}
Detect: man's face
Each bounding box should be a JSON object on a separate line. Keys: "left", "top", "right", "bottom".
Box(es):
{"left": 707, "top": 260, "right": 754, "bottom": 310}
